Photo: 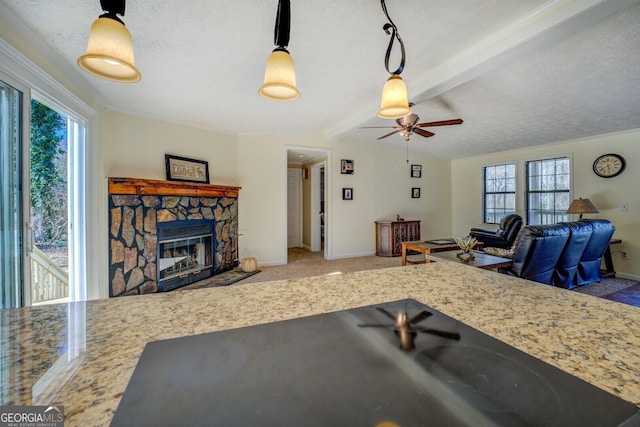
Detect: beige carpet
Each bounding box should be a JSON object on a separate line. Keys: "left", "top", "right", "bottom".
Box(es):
{"left": 185, "top": 248, "right": 638, "bottom": 301}
{"left": 238, "top": 247, "right": 410, "bottom": 284}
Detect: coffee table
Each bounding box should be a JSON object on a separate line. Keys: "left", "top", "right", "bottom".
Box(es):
{"left": 401, "top": 240, "right": 483, "bottom": 266}
{"left": 425, "top": 250, "right": 513, "bottom": 271}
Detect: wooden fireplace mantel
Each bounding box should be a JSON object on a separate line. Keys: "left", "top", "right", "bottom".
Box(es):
{"left": 108, "top": 178, "right": 241, "bottom": 198}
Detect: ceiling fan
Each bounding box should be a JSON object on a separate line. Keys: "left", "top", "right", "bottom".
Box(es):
{"left": 362, "top": 113, "right": 463, "bottom": 141}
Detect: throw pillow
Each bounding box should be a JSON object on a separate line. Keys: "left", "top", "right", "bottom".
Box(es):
{"left": 484, "top": 246, "right": 514, "bottom": 258}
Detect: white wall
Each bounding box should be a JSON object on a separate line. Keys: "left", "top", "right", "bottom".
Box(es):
{"left": 452, "top": 130, "right": 640, "bottom": 280}
{"left": 102, "top": 110, "right": 238, "bottom": 183}
{"left": 237, "top": 134, "right": 452, "bottom": 265}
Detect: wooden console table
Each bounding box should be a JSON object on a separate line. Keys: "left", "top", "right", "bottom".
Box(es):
{"left": 375, "top": 220, "right": 420, "bottom": 257}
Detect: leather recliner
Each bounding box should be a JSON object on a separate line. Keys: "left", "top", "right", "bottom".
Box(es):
{"left": 552, "top": 221, "right": 593, "bottom": 289}
{"left": 576, "top": 219, "right": 616, "bottom": 286}
{"left": 499, "top": 223, "right": 571, "bottom": 285}
{"left": 469, "top": 214, "right": 523, "bottom": 249}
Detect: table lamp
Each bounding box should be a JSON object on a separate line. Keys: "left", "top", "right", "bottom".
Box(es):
{"left": 566, "top": 198, "right": 599, "bottom": 219}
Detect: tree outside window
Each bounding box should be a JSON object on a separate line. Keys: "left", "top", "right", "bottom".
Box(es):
{"left": 30, "top": 100, "right": 68, "bottom": 250}
{"left": 526, "top": 157, "right": 570, "bottom": 225}
{"left": 483, "top": 163, "right": 516, "bottom": 223}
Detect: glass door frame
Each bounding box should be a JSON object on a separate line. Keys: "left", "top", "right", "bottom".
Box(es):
{"left": 1, "top": 36, "right": 96, "bottom": 305}
{"left": 0, "top": 73, "right": 30, "bottom": 308}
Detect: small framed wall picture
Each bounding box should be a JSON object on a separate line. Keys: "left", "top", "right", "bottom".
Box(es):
{"left": 165, "top": 154, "right": 210, "bottom": 183}
{"left": 341, "top": 159, "right": 354, "bottom": 174}
{"left": 411, "top": 164, "right": 422, "bottom": 178}
{"left": 412, "top": 187, "right": 421, "bottom": 198}
{"left": 342, "top": 188, "right": 353, "bottom": 200}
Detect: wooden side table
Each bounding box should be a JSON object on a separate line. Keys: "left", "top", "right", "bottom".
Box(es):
{"left": 602, "top": 239, "right": 622, "bottom": 278}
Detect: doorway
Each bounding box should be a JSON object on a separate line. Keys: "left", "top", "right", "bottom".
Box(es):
{"left": 29, "top": 99, "right": 71, "bottom": 305}
{"left": 287, "top": 168, "right": 302, "bottom": 248}
{"left": 285, "top": 147, "right": 331, "bottom": 261}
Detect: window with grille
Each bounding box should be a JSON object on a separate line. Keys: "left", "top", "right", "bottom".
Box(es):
{"left": 526, "top": 157, "right": 571, "bottom": 225}
{"left": 482, "top": 163, "right": 516, "bottom": 224}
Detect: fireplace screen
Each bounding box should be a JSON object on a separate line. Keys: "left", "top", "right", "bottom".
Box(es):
{"left": 157, "top": 220, "right": 214, "bottom": 291}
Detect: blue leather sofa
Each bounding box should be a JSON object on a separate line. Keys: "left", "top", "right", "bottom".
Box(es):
{"left": 576, "top": 219, "right": 616, "bottom": 286}
{"left": 552, "top": 221, "right": 593, "bottom": 289}
{"left": 498, "top": 219, "right": 615, "bottom": 288}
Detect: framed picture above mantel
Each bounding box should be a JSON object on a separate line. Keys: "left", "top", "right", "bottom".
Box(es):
{"left": 165, "top": 154, "right": 210, "bottom": 183}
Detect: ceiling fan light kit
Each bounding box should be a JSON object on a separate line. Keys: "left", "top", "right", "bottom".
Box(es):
{"left": 77, "top": 0, "right": 141, "bottom": 83}
{"left": 259, "top": 0, "right": 300, "bottom": 101}
{"left": 377, "top": 0, "right": 412, "bottom": 119}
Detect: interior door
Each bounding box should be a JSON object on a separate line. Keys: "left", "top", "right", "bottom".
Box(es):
{"left": 310, "top": 161, "right": 326, "bottom": 253}
{"left": 287, "top": 168, "right": 302, "bottom": 248}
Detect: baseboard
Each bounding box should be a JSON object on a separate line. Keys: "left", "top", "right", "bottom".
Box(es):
{"left": 326, "top": 251, "right": 376, "bottom": 260}
{"left": 614, "top": 272, "right": 640, "bottom": 281}
{"left": 257, "top": 259, "right": 287, "bottom": 267}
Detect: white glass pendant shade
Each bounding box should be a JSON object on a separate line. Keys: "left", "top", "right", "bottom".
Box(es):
{"left": 378, "top": 74, "right": 411, "bottom": 119}
{"left": 77, "top": 17, "right": 141, "bottom": 83}
{"left": 259, "top": 49, "right": 300, "bottom": 101}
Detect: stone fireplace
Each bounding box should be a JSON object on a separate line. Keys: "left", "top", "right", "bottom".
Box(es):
{"left": 108, "top": 178, "right": 241, "bottom": 297}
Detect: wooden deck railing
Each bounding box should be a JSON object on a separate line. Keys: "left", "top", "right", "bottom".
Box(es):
{"left": 31, "top": 246, "right": 69, "bottom": 304}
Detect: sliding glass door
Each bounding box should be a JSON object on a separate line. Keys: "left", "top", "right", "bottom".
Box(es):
{"left": 1, "top": 75, "right": 88, "bottom": 307}
{"left": 0, "top": 76, "right": 28, "bottom": 308}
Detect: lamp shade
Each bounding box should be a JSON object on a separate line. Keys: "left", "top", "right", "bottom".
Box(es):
{"left": 258, "top": 48, "right": 300, "bottom": 101}
{"left": 77, "top": 16, "right": 141, "bottom": 83}
{"left": 566, "top": 198, "right": 599, "bottom": 218}
{"left": 378, "top": 74, "right": 412, "bottom": 119}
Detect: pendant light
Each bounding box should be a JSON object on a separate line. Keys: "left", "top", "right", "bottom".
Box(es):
{"left": 259, "top": 0, "right": 301, "bottom": 101}
{"left": 377, "top": 0, "right": 411, "bottom": 119}
{"left": 77, "top": 0, "right": 141, "bottom": 83}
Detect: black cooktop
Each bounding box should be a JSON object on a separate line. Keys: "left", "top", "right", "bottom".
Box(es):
{"left": 111, "top": 299, "right": 639, "bottom": 426}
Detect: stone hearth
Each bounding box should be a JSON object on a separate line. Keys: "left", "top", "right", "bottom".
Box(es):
{"left": 108, "top": 178, "right": 241, "bottom": 297}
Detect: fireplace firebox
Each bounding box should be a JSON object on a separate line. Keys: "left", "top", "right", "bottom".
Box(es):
{"left": 157, "top": 219, "right": 214, "bottom": 292}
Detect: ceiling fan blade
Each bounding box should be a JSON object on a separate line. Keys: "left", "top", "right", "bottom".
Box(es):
{"left": 377, "top": 129, "right": 402, "bottom": 140}
{"left": 413, "top": 128, "right": 435, "bottom": 138}
{"left": 418, "top": 328, "right": 461, "bottom": 340}
{"left": 376, "top": 307, "right": 397, "bottom": 320}
{"left": 409, "top": 310, "right": 433, "bottom": 325}
{"left": 359, "top": 126, "right": 398, "bottom": 129}
{"left": 417, "top": 118, "right": 463, "bottom": 127}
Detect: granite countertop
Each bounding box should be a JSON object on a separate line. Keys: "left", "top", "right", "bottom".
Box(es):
{"left": 3, "top": 262, "right": 639, "bottom": 426}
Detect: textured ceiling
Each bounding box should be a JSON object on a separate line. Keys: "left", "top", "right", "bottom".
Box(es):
{"left": 2, "top": 0, "right": 639, "bottom": 159}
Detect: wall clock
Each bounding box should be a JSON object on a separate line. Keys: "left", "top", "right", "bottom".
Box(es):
{"left": 593, "top": 153, "right": 625, "bottom": 178}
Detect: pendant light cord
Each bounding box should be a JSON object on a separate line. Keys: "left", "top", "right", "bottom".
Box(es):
{"left": 381, "top": 0, "right": 405, "bottom": 75}
{"left": 274, "top": 0, "right": 291, "bottom": 48}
